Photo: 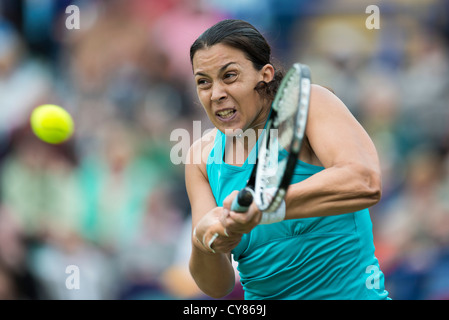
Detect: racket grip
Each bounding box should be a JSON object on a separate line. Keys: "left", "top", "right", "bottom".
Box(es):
{"left": 231, "top": 188, "right": 254, "bottom": 213}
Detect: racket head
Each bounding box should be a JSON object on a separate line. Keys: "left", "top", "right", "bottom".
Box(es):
{"left": 254, "top": 63, "right": 311, "bottom": 212}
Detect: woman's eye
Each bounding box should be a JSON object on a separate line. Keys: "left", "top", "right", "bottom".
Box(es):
{"left": 224, "top": 73, "right": 237, "bottom": 81}
{"left": 197, "top": 79, "right": 209, "bottom": 87}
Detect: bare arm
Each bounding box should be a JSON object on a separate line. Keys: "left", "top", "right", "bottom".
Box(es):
{"left": 186, "top": 131, "right": 240, "bottom": 298}
{"left": 284, "top": 84, "right": 382, "bottom": 219}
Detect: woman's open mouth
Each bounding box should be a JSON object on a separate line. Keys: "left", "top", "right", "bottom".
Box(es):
{"left": 216, "top": 108, "right": 237, "bottom": 121}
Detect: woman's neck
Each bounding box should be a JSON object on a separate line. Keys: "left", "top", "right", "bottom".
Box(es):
{"left": 223, "top": 101, "right": 271, "bottom": 166}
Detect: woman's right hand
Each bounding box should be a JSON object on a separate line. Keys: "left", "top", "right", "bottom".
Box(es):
{"left": 192, "top": 207, "right": 242, "bottom": 254}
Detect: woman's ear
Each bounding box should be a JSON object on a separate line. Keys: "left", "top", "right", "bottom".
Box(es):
{"left": 261, "top": 64, "right": 275, "bottom": 83}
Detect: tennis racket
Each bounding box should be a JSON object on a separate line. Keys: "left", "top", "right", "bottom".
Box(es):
{"left": 231, "top": 63, "right": 311, "bottom": 215}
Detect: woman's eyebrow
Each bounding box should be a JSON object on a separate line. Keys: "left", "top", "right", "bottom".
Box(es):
{"left": 219, "top": 62, "right": 237, "bottom": 73}
{"left": 194, "top": 62, "right": 237, "bottom": 77}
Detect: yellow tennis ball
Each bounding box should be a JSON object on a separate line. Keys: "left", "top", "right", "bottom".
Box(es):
{"left": 30, "top": 104, "right": 74, "bottom": 144}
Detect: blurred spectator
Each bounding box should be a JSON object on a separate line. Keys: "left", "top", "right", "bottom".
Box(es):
{"left": 117, "top": 183, "right": 185, "bottom": 299}
{"left": 29, "top": 231, "right": 118, "bottom": 299}
{"left": 0, "top": 19, "right": 52, "bottom": 155}
{"left": 0, "top": 127, "right": 82, "bottom": 240}
{"left": 78, "top": 121, "right": 161, "bottom": 248}
{"left": 150, "top": 0, "right": 226, "bottom": 79}
{"left": 374, "top": 146, "right": 449, "bottom": 299}
{"left": 76, "top": 120, "right": 186, "bottom": 299}
{"left": 0, "top": 205, "right": 39, "bottom": 299}
{"left": 0, "top": 262, "right": 17, "bottom": 299}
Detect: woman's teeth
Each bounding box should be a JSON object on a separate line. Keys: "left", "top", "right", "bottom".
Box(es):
{"left": 217, "top": 110, "right": 235, "bottom": 118}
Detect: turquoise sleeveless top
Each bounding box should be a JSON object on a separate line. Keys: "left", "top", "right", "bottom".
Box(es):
{"left": 206, "top": 129, "right": 389, "bottom": 300}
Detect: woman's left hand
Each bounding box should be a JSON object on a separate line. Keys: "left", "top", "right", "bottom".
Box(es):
{"left": 220, "top": 190, "right": 262, "bottom": 234}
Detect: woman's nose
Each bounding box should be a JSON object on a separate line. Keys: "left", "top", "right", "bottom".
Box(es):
{"left": 211, "top": 82, "right": 227, "bottom": 102}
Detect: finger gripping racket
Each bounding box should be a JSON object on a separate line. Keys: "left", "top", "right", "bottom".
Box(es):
{"left": 231, "top": 63, "right": 312, "bottom": 214}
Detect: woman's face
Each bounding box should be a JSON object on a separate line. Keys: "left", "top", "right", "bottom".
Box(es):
{"left": 192, "top": 43, "right": 274, "bottom": 135}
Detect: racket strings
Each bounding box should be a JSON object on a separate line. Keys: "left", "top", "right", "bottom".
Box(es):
{"left": 255, "top": 64, "right": 311, "bottom": 212}
{"left": 276, "top": 77, "right": 300, "bottom": 121}
{"left": 275, "top": 73, "right": 301, "bottom": 150}
{"left": 257, "top": 72, "right": 301, "bottom": 207}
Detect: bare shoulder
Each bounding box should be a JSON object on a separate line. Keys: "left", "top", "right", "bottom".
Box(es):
{"left": 186, "top": 128, "right": 218, "bottom": 176}
{"left": 308, "top": 83, "right": 361, "bottom": 124}
{"left": 306, "top": 84, "right": 378, "bottom": 168}
{"left": 310, "top": 84, "right": 341, "bottom": 108}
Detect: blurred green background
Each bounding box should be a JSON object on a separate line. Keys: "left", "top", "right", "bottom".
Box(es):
{"left": 0, "top": 0, "right": 448, "bottom": 300}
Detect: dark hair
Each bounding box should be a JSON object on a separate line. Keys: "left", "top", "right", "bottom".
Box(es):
{"left": 190, "top": 19, "right": 284, "bottom": 101}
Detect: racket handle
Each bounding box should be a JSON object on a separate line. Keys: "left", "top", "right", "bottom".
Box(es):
{"left": 231, "top": 188, "right": 254, "bottom": 213}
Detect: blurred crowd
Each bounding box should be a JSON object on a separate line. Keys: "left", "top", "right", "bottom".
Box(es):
{"left": 0, "top": 0, "right": 448, "bottom": 300}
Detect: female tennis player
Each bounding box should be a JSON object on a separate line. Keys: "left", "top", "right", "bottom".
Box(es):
{"left": 186, "top": 19, "right": 389, "bottom": 300}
